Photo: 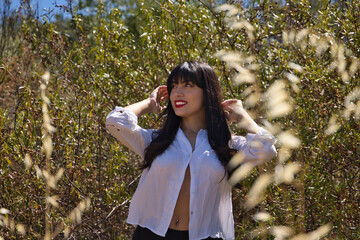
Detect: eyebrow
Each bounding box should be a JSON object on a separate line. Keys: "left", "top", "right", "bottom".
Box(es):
{"left": 172, "top": 78, "right": 194, "bottom": 84}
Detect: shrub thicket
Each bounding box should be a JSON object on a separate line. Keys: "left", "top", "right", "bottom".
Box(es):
{"left": 0, "top": 0, "right": 359, "bottom": 239}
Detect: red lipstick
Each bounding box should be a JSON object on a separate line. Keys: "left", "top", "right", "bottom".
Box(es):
{"left": 174, "top": 100, "right": 187, "bottom": 108}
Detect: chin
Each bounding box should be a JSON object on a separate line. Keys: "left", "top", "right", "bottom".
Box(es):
{"left": 173, "top": 111, "right": 187, "bottom": 118}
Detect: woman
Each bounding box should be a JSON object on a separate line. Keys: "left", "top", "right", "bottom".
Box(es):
{"left": 106, "top": 61, "right": 277, "bottom": 240}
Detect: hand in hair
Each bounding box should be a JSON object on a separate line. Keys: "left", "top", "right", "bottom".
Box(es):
{"left": 222, "top": 99, "right": 261, "bottom": 134}
{"left": 149, "top": 85, "right": 168, "bottom": 113}
{"left": 124, "top": 85, "right": 168, "bottom": 117}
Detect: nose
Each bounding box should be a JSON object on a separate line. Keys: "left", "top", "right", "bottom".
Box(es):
{"left": 172, "top": 86, "right": 184, "bottom": 97}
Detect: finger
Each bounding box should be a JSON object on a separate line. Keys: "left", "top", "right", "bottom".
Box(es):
{"left": 160, "top": 88, "right": 168, "bottom": 95}
{"left": 158, "top": 85, "right": 167, "bottom": 92}
{"left": 159, "top": 89, "right": 168, "bottom": 97}
{"left": 155, "top": 86, "right": 166, "bottom": 94}
{"left": 222, "top": 102, "right": 235, "bottom": 109}
{"left": 160, "top": 96, "right": 168, "bottom": 103}
{"left": 224, "top": 111, "right": 230, "bottom": 120}
{"left": 159, "top": 91, "right": 168, "bottom": 100}
{"left": 223, "top": 105, "right": 234, "bottom": 112}
{"left": 222, "top": 99, "right": 237, "bottom": 105}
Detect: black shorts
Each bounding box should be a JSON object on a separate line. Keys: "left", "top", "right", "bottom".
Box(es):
{"left": 132, "top": 226, "right": 222, "bottom": 240}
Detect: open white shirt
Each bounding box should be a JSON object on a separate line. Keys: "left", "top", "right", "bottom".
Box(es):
{"left": 106, "top": 107, "right": 277, "bottom": 240}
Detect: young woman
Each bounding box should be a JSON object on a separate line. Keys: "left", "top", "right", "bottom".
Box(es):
{"left": 106, "top": 61, "right": 277, "bottom": 240}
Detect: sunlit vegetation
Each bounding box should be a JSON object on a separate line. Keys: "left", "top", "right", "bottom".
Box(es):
{"left": 0, "top": 0, "right": 359, "bottom": 239}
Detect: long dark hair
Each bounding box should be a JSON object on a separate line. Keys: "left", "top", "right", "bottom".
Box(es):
{"left": 142, "top": 61, "right": 236, "bottom": 170}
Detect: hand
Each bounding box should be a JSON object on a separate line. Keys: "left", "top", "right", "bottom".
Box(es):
{"left": 222, "top": 99, "right": 261, "bottom": 134}
{"left": 149, "top": 85, "right": 168, "bottom": 113}
{"left": 222, "top": 99, "right": 244, "bottom": 123}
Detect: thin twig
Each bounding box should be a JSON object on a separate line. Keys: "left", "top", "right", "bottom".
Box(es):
{"left": 104, "top": 199, "right": 129, "bottom": 221}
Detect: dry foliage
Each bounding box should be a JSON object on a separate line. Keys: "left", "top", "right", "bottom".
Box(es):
{"left": 1, "top": 0, "right": 359, "bottom": 239}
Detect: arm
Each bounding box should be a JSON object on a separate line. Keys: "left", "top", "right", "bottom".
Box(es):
{"left": 231, "top": 129, "right": 277, "bottom": 165}
{"left": 223, "top": 99, "right": 277, "bottom": 165}
{"left": 106, "top": 86, "right": 168, "bottom": 158}
{"left": 125, "top": 85, "right": 168, "bottom": 117}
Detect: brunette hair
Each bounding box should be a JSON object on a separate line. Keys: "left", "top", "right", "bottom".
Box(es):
{"left": 142, "top": 61, "right": 236, "bottom": 170}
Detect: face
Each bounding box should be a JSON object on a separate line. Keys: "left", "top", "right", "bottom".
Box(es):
{"left": 170, "top": 80, "right": 205, "bottom": 120}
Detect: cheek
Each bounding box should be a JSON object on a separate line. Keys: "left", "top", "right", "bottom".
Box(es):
{"left": 169, "top": 92, "right": 175, "bottom": 103}
{"left": 197, "top": 93, "right": 205, "bottom": 107}
{"left": 169, "top": 93, "right": 176, "bottom": 107}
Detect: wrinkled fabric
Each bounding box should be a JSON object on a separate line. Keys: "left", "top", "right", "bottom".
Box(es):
{"left": 106, "top": 107, "right": 277, "bottom": 240}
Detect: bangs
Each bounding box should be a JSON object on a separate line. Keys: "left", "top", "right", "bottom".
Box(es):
{"left": 167, "top": 62, "right": 204, "bottom": 91}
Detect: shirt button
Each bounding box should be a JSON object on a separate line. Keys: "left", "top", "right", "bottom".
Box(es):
{"left": 191, "top": 211, "right": 194, "bottom": 215}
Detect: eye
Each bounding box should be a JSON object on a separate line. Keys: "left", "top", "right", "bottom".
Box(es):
{"left": 185, "top": 83, "right": 193, "bottom": 87}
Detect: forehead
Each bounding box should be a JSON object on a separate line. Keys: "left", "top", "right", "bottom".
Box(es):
{"left": 167, "top": 64, "right": 204, "bottom": 89}
{"left": 170, "top": 77, "right": 194, "bottom": 85}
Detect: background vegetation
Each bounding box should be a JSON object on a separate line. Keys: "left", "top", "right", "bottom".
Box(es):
{"left": 0, "top": 0, "right": 359, "bottom": 239}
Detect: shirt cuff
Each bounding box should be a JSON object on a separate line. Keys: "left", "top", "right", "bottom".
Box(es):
{"left": 113, "top": 106, "right": 138, "bottom": 126}
{"left": 246, "top": 127, "right": 277, "bottom": 150}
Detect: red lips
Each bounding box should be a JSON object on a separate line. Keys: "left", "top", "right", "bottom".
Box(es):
{"left": 174, "top": 100, "right": 187, "bottom": 108}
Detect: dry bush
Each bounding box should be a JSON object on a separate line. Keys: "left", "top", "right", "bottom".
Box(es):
{"left": 1, "top": 0, "right": 359, "bottom": 239}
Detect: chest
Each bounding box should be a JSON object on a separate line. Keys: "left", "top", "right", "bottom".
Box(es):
{"left": 150, "top": 139, "right": 226, "bottom": 183}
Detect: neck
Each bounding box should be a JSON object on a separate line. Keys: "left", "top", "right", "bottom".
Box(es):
{"left": 180, "top": 116, "right": 207, "bottom": 134}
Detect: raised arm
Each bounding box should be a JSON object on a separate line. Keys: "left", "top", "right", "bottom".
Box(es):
{"left": 125, "top": 85, "right": 168, "bottom": 117}
{"left": 223, "top": 99, "right": 277, "bottom": 165}
{"left": 222, "top": 99, "right": 261, "bottom": 134}
{"left": 106, "top": 86, "right": 168, "bottom": 158}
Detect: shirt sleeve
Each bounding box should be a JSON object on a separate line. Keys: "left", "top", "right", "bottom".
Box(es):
{"left": 106, "top": 106, "right": 154, "bottom": 158}
{"left": 230, "top": 127, "right": 277, "bottom": 166}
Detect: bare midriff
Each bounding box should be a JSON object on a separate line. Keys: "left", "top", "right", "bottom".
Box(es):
{"left": 169, "top": 165, "right": 191, "bottom": 230}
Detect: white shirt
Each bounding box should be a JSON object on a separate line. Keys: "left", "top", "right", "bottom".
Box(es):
{"left": 106, "top": 107, "right": 277, "bottom": 240}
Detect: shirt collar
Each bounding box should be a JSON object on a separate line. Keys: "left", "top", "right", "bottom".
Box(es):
{"left": 176, "top": 128, "right": 208, "bottom": 153}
